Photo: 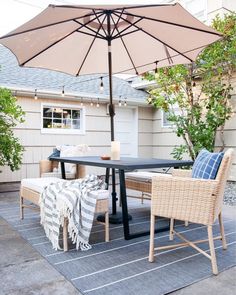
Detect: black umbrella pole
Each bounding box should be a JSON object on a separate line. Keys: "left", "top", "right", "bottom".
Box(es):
{"left": 108, "top": 39, "right": 117, "bottom": 216}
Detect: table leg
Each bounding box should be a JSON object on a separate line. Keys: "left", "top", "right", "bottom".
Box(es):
{"left": 61, "top": 162, "right": 66, "bottom": 179}
{"left": 119, "top": 169, "right": 130, "bottom": 240}
{"left": 111, "top": 168, "right": 117, "bottom": 215}
{"left": 105, "top": 168, "right": 110, "bottom": 188}
{"left": 119, "top": 169, "right": 170, "bottom": 240}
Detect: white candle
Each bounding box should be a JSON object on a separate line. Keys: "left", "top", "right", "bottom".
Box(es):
{"left": 111, "top": 141, "right": 120, "bottom": 160}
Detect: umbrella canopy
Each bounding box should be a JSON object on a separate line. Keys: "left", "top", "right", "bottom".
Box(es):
{"left": 0, "top": 3, "right": 221, "bottom": 76}
{"left": 0, "top": 3, "right": 222, "bottom": 220}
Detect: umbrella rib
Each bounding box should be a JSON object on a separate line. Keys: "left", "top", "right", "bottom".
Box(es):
{"left": 111, "top": 8, "right": 124, "bottom": 37}
{"left": 76, "top": 14, "right": 107, "bottom": 76}
{"left": 163, "top": 45, "right": 173, "bottom": 65}
{"left": 0, "top": 12, "right": 97, "bottom": 40}
{"left": 120, "top": 11, "right": 222, "bottom": 37}
{"left": 73, "top": 19, "right": 106, "bottom": 39}
{"left": 20, "top": 13, "right": 103, "bottom": 66}
{"left": 74, "top": 30, "right": 104, "bottom": 40}
{"left": 92, "top": 9, "right": 108, "bottom": 38}
{"left": 113, "top": 28, "right": 141, "bottom": 40}
{"left": 113, "top": 43, "right": 212, "bottom": 75}
{"left": 112, "top": 18, "right": 142, "bottom": 39}
{"left": 110, "top": 13, "right": 139, "bottom": 75}
{"left": 113, "top": 11, "right": 193, "bottom": 63}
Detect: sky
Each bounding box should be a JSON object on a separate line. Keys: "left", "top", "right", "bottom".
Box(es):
{"left": 0, "top": 0, "right": 167, "bottom": 36}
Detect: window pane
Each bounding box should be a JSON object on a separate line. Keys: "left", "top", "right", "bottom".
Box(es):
{"left": 72, "top": 119, "right": 80, "bottom": 129}
{"left": 63, "top": 117, "right": 71, "bottom": 128}
{"left": 62, "top": 109, "right": 71, "bottom": 119}
{"left": 43, "top": 118, "right": 53, "bottom": 128}
{"left": 72, "top": 110, "right": 80, "bottom": 119}
{"left": 43, "top": 107, "right": 52, "bottom": 118}
{"left": 52, "top": 119, "right": 63, "bottom": 128}
{"left": 53, "top": 108, "right": 63, "bottom": 119}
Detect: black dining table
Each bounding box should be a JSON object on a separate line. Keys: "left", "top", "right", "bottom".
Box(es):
{"left": 50, "top": 156, "right": 193, "bottom": 240}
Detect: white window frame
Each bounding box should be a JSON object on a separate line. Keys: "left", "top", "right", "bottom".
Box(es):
{"left": 41, "top": 103, "right": 86, "bottom": 134}
{"left": 161, "top": 106, "right": 182, "bottom": 128}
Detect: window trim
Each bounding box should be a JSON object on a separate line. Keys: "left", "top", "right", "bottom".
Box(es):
{"left": 41, "top": 102, "right": 86, "bottom": 134}
{"left": 161, "top": 110, "right": 173, "bottom": 128}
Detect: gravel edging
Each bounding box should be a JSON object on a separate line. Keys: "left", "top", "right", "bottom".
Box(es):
{"left": 224, "top": 181, "right": 236, "bottom": 206}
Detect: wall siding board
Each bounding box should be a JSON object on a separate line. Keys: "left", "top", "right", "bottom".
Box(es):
{"left": 139, "top": 119, "right": 153, "bottom": 132}
{"left": 138, "top": 106, "right": 153, "bottom": 120}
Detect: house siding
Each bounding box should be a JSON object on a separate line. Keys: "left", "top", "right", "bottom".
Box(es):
{"left": 152, "top": 78, "right": 236, "bottom": 181}
{"left": 0, "top": 97, "right": 149, "bottom": 182}
{"left": 138, "top": 107, "right": 153, "bottom": 158}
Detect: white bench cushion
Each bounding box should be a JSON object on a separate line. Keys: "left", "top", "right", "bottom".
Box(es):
{"left": 21, "top": 178, "right": 109, "bottom": 200}
{"left": 89, "top": 190, "right": 109, "bottom": 200}
{"left": 41, "top": 172, "right": 75, "bottom": 179}
{"left": 21, "top": 177, "right": 65, "bottom": 194}
{"left": 126, "top": 171, "right": 171, "bottom": 182}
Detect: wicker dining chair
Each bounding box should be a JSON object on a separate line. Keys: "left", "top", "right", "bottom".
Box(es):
{"left": 149, "top": 149, "right": 234, "bottom": 275}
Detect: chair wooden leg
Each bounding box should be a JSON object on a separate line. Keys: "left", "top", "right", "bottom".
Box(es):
{"left": 20, "top": 194, "right": 24, "bottom": 220}
{"left": 169, "top": 218, "right": 174, "bottom": 240}
{"left": 149, "top": 214, "right": 155, "bottom": 262}
{"left": 185, "top": 221, "right": 189, "bottom": 227}
{"left": 207, "top": 225, "right": 218, "bottom": 275}
{"left": 105, "top": 211, "right": 109, "bottom": 242}
{"left": 218, "top": 212, "right": 227, "bottom": 250}
{"left": 63, "top": 218, "right": 68, "bottom": 252}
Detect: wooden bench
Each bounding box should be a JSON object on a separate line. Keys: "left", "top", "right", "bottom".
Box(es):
{"left": 20, "top": 177, "right": 109, "bottom": 251}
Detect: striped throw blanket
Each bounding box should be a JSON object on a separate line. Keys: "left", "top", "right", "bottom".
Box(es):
{"left": 39, "top": 175, "right": 106, "bottom": 251}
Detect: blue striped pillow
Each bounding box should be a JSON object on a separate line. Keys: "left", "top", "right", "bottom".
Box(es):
{"left": 192, "top": 149, "right": 224, "bottom": 179}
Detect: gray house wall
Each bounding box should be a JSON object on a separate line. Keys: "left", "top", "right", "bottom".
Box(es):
{"left": 0, "top": 96, "right": 152, "bottom": 182}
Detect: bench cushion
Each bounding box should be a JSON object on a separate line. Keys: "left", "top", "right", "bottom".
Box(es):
{"left": 41, "top": 172, "right": 75, "bottom": 179}
{"left": 21, "top": 177, "right": 65, "bottom": 194}
{"left": 89, "top": 190, "right": 109, "bottom": 200}
{"left": 21, "top": 178, "right": 109, "bottom": 200}
{"left": 126, "top": 171, "right": 171, "bottom": 182}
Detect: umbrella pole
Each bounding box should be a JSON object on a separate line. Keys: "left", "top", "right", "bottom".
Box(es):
{"left": 98, "top": 12, "right": 132, "bottom": 224}
{"left": 107, "top": 40, "right": 117, "bottom": 217}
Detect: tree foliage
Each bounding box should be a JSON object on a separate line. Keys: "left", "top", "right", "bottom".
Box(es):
{"left": 0, "top": 88, "right": 25, "bottom": 171}
{"left": 146, "top": 13, "right": 236, "bottom": 160}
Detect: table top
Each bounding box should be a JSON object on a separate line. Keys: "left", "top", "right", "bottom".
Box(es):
{"left": 50, "top": 156, "right": 193, "bottom": 170}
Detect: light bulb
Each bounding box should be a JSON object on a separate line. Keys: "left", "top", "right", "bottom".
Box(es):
{"left": 34, "top": 89, "right": 38, "bottom": 100}
{"left": 100, "top": 77, "right": 104, "bottom": 92}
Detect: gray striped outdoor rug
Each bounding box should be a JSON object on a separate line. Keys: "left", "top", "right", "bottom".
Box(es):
{"left": 0, "top": 198, "right": 235, "bottom": 295}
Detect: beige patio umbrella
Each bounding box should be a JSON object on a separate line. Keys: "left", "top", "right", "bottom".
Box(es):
{"left": 0, "top": 3, "right": 222, "bottom": 220}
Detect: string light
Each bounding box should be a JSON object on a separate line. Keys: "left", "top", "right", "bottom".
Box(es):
{"left": 96, "top": 98, "right": 100, "bottom": 108}
{"left": 80, "top": 98, "right": 83, "bottom": 106}
{"left": 118, "top": 96, "right": 122, "bottom": 107}
{"left": 61, "top": 85, "right": 65, "bottom": 97}
{"left": 34, "top": 89, "right": 38, "bottom": 100}
{"left": 155, "top": 61, "right": 158, "bottom": 74}
{"left": 124, "top": 98, "right": 127, "bottom": 107}
{"left": 100, "top": 77, "right": 104, "bottom": 92}
{"left": 90, "top": 99, "right": 93, "bottom": 106}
